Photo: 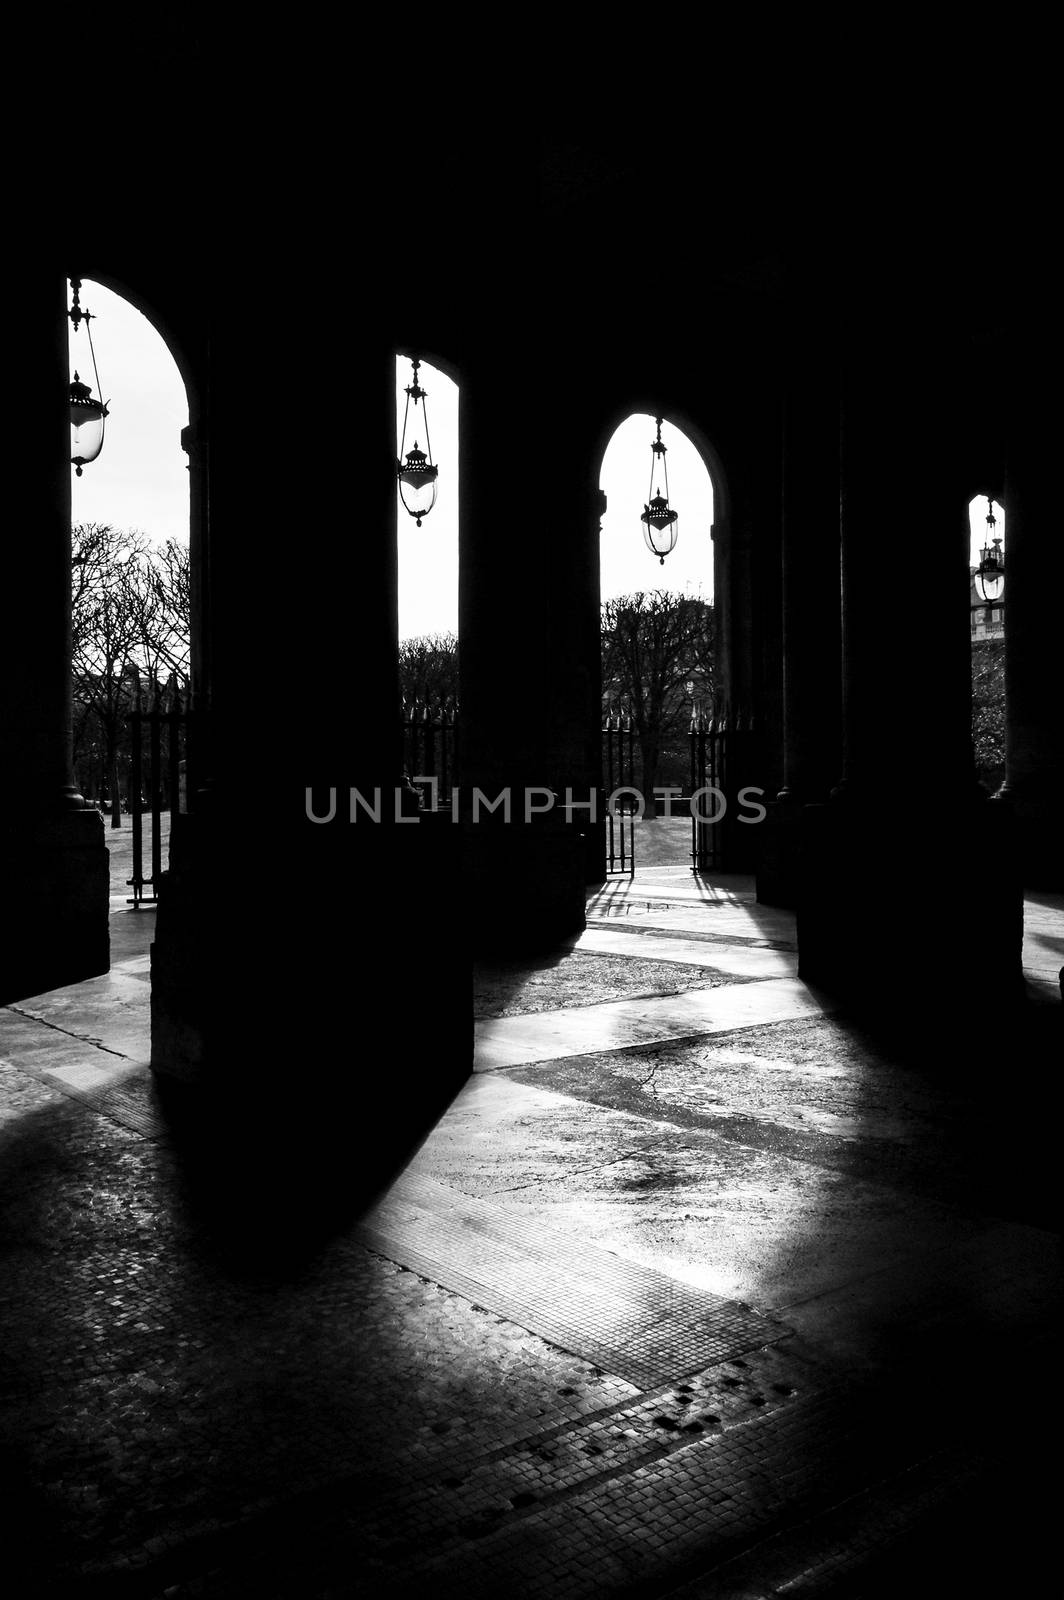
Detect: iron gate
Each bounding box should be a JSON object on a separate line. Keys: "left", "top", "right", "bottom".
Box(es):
{"left": 603, "top": 710, "right": 636, "bottom": 877}
{"left": 401, "top": 703, "right": 458, "bottom": 811}
{"left": 127, "top": 688, "right": 190, "bottom": 906}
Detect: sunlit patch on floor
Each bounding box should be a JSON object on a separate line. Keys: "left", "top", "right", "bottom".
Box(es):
{"left": 474, "top": 950, "right": 734, "bottom": 1019}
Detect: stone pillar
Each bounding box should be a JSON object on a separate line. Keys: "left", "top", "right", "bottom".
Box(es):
{"left": 757, "top": 357, "right": 843, "bottom": 906}
{"left": 0, "top": 276, "right": 107, "bottom": 1004}
{"left": 180, "top": 417, "right": 211, "bottom": 801}
{"left": 151, "top": 313, "right": 470, "bottom": 1185}
{"left": 1000, "top": 385, "right": 1063, "bottom": 888}
{"left": 549, "top": 475, "right": 607, "bottom": 888}
{"left": 457, "top": 350, "right": 588, "bottom": 947}
{"left": 796, "top": 326, "right": 1023, "bottom": 1004}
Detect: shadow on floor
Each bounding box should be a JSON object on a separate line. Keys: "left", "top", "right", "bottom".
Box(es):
{"left": 150, "top": 1062, "right": 471, "bottom": 1277}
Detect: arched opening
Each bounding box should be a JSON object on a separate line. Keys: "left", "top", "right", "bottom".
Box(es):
{"left": 597, "top": 412, "right": 716, "bottom": 877}
{"left": 66, "top": 279, "right": 191, "bottom": 918}
{"left": 599, "top": 413, "right": 715, "bottom": 609}
{"left": 396, "top": 353, "right": 460, "bottom": 811}
{"left": 69, "top": 282, "right": 191, "bottom": 549}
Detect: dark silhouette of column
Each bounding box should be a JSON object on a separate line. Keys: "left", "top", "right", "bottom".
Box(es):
{"left": 758, "top": 353, "right": 843, "bottom": 905}
{"left": 1000, "top": 386, "right": 1063, "bottom": 887}
{"left": 0, "top": 276, "right": 108, "bottom": 1003}
{"left": 796, "top": 320, "right": 1023, "bottom": 1003}
{"left": 457, "top": 346, "right": 589, "bottom": 947}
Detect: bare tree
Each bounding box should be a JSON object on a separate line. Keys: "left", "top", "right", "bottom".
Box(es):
{"left": 71, "top": 525, "right": 191, "bottom": 826}
{"left": 601, "top": 591, "right": 716, "bottom": 800}
{"left": 149, "top": 538, "right": 192, "bottom": 681}
{"left": 972, "top": 635, "right": 1005, "bottom": 792}
{"left": 398, "top": 631, "right": 459, "bottom": 708}
{"left": 72, "top": 526, "right": 149, "bottom": 827}
{"left": 123, "top": 536, "right": 191, "bottom": 686}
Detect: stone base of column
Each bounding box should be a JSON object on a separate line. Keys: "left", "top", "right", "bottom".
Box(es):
{"left": 1005, "top": 795, "right": 1064, "bottom": 892}
{"left": 755, "top": 796, "right": 805, "bottom": 908}
{"left": 463, "top": 819, "right": 588, "bottom": 954}
{"left": 0, "top": 809, "right": 109, "bottom": 1005}
{"left": 583, "top": 814, "right": 608, "bottom": 887}
{"left": 150, "top": 810, "right": 472, "bottom": 1212}
{"left": 149, "top": 815, "right": 223, "bottom": 1084}
{"left": 795, "top": 793, "right": 1025, "bottom": 1012}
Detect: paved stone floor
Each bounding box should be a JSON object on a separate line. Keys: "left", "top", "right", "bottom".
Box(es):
{"left": 0, "top": 869, "right": 1060, "bottom": 1596}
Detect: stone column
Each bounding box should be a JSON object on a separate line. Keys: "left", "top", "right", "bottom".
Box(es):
{"left": 757, "top": 355, "right": 843, "bottom": 905}
{"left": 457, "top": 348, "right": 588, "bottom": 947}
{"left": 547, "top": 471, "right": 608, "bottom": 888}
{"left": 1000, "top": 383, "right": 1063, "bottom": 887}
{"left": 180, "top": 417, "right": 211, "bottom": 802}
{"left": 0, "top": 276, "right": 107, "bottom": 1003}
{"left": 796, "top": 323, "right": 1023, "bottom": 1003}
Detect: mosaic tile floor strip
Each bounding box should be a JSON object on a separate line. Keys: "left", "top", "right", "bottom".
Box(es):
{"left": 357, "top": 1170, "right": 787, "bottom": 1389}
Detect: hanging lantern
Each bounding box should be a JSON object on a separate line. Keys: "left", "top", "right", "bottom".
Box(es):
{"left": 70, "top": 372, "right": 107, "bottom": 476}
{"left": 397, "top": 357, "right": 438, "bottom": 526}
{"left": 68, "top": 279, "right": 109, "bottom": 476}
{"left": 640, "top": 416, "right": 678, "bottom": 564}
{"left": 973, "top": 497, "right": 1004, "bottom": 605}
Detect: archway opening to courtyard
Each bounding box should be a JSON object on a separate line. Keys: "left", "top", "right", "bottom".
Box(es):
{"left": 597, "top": 412, "right": 716, "bottom": 876}
{"left": 66, "top": 278, "right": 191, "bottom": 919}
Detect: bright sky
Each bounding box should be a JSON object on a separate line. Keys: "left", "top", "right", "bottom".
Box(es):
{"left": 599, "top": 415, "right": 714, "bottom": 606}
{"left": 396, "top": 357, "right": 460, "bottom": 640}
{"left": 71, "top": 285, "right": 1001, "bottom": 633}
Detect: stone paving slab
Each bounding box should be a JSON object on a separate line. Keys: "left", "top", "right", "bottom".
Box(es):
{"left": 1020, "top": 890, "right": 1064, "bottom": 998}
{"left": 586, "top": 900, "right": 800, "bottom": 946}
{"left": 586, "top": 919, "right": 795, "bottom": 951}
{"left": 2, "top": 965, "right": 151, "bottom": 1066}
{"left": 474, "top": 977, "right": 836, "bottom": 1070}
{"left": 588, "top": 871, "right": 796, "bottom": 922}
{"left": 358, "top": 1170, "right": 787, "bottom": 1389}
{"left": 403, "top": 1069, "right": 1049, "bottom": 1321}
{"left": 577, "top": 924, "right": 797, "bottom": 977}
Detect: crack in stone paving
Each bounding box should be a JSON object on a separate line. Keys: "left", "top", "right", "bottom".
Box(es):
{"left": 484, "top": 1148, "right": 643, "bottom": 1195}
{"left": 636, "top": 1060, "right": 663, "bottom": 1095}
{"left": 2, "top": 1006, "right": 130, "bottom": 1058}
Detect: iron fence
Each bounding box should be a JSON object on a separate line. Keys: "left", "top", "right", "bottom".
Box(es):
{"left": 603, "top": 710, "right": 636, "bottom": 877}
{"left": 402, "top": 702, "right": 458, "bottom": 811}
{"left": 689, "top": 710, "right": 732, "bottom": 874}
{"left": 127, "top": 686, "right": 190, "bottom": 906}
